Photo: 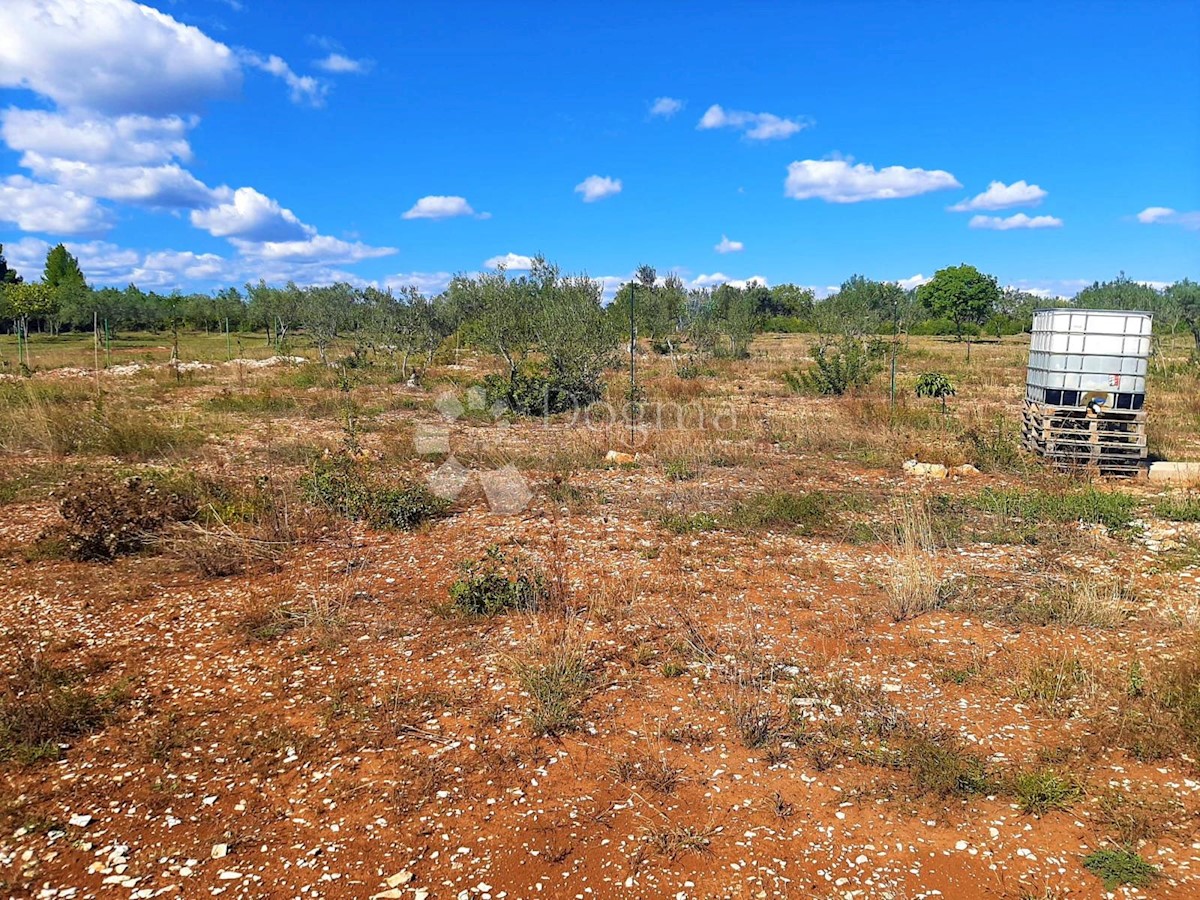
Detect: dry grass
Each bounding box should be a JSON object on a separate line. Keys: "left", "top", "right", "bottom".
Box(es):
{"left": 882, "top": 498, "right": 945, "bottom": 621}
{"left": 510, "top": 623, "right": 594, "bottom": 736}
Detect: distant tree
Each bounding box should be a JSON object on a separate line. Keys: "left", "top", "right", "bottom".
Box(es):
{"left": 43, "top": 244, "right": 85, "bottom": 291}
{"left": 1165, "top": 278, "right": 1200, "bottom": 355}
{"left": 917, "top": 264, "right": 1000, "bottom": 349}
{"left": 0, "top": 244, "right": 22, "bottom": 285}
{"left": 1074, "top": 272, "right": 1161, "bottom": 312}
{"left": 763, "top": 283, "right": 815, "bottom": 320}
{"left": 301, "top": 283, "right": 355, "bottom": 363}
{"left": 816, "top": 275, "right": 910, "bottom": 336}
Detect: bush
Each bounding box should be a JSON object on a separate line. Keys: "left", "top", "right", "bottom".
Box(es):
{"left": 1014, "top": 769, "right": 1081, "bottom": 815}
{"left": 48, "top": 473, "right": 198, "bottom": 560}
{"left": 1155, "top": 492, "right": 1200, "bottom": 522}
{"left": 0, "top": 644, "right": 124, "bottom": 763}
{"left": 448, "top": 547, "right": 547, "bottom": 616}
{"left": 1082, "top": 848, "right": 1158, "bottom": 890}
{"left": 483, "top": 367, "right": 603, "bottom": 416}
{"left": 784, "top": 336, "right": 884, "bottom": 396}
{"left": 301, "top": 458, "right": 449, "bottom": 529}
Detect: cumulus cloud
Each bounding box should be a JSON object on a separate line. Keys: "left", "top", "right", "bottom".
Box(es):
{"left": 383, "top": 271, "right": 456, "bottom": 295}
{"left": 0, "top": 175, "right": 111, "bottom": 234}
{"left": 575, "top": 175, "right": 622, "bottom": 202}
{"left": 690, "top": 272, "right": 769, "bottom": 289}
{"left": 649, "top": 96, "right": 683, "bottom": 118}
{"left": 0, "top": 0, "right": 241, "bottom": 115}
{"left": 894, "top": 273, "right": 931, "bottom": 290}
{"left": 968, "top": 213, "right": 1063, "bottom": 230}
{"left": 402, "top": 195, "right": 483, "bottom": 220}
{"left": 1136, "top": 206, "right": 1200, "bottom": 230}
{"left": 229, "top": 233, "right": 396, "bottom": 264}
{"left": 714, "top": 235, "right": 744, "bottom": 254}
{"left": 191, "top": 186, "right": 313, "bottom": 241}
{"left": 23, "top": 153, "right": 215, "bottom": 208}
{"left": 315, "top": 53, "right": 371, "bottom": 74}
{"left": 0, "top": 109, "right": 195, "bottom": 165}
{"left": 484, "top": 252, "right": 534, "bottom": 270}
{"left": 949, "top": 180, "right": 1047, "bottom": 212}
{"left": 784, "top": 159, "right": 961, "bottom": 203}
{"left": 240, "top": 52, "right": 326, "bottom": 106}
{"left": 698, "top": 104, "right": 805, "bottom": 140}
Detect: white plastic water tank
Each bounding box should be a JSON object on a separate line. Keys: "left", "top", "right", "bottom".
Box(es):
{"left": 1026, "top": 309, "right": 1152, "bottom": 410}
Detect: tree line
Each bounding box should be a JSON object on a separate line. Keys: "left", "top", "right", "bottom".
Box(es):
{"left": 2, "top": 242, "right": 1198, "bottom": 359}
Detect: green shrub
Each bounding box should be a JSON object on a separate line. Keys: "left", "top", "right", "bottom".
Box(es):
{"left": 914, "top": 372, "right": 956, "bottom": 412}
{"left": 448, "top": 547, "right": 547, "bottom": 616}
{"left": 727, "top": 490, "right": 834, "bottom": 533}
{"left": 483, "top": 367, "right": 603, "bottom": 416}
{"left": 901, "top": 730, "right": 994, "bottom": 797}
{"left": 1082, "top": 848, "right": 1158, "bottom": 890}
{"left": 1014, "top": 769, "right": 1081, "bottom": 815}
{"left": 301, "top": 458, "right": 449, "bottom": 529}
{"left": 784, "top": 336, "right": 884, "bottom": 396}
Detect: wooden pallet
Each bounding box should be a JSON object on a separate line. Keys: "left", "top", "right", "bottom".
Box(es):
{"left": 1021, "top": 400, "right": 1147, "bottom": 475}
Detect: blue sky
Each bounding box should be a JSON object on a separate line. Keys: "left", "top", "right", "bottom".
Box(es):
{"left": 1, "top": 0, "right": 1198, "bottom": 298}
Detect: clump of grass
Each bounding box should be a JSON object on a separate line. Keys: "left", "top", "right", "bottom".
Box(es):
{"left": 1082, "top": 848, "right": 1158, "bottom": 890}
{"left": 610, "top": 752, "right": 682, "bottom": 794}
{"left": 971, "top": 486, "right": 1138, "bottom": 532}
{"left": 1155, "top": 492, "right": 1200, "bottom": 522}
{"left": 301, "top": 457, "right": 449, "bottom": 529}
{"left": 901, "top": 729, "right": 995, "bottom": 797}
{"left": 639, "top": 822, "right": 716, "bottom": 860}
{"left": 1095, "top": 789, "right": 1184, "bottom": 845}
{"left": 512, "top": 632, "right": 591, "bottom": 736}
{"left": 663, "top": 458, "right": 697, "bottom": 481}
{"left": 883, "top": 499, "right": 946, "bottom": 621}
{"left": 1017, "top": 653, "right": 1090, "bottom": 715}
{"left": 447, "top": 546, "right": 548, "bottom": 616}
{"left": 1011, "top": 575, "right": 1135, "bottom": 628}
{"left": 727, "top": 490, "right": 835, "bottom": 533}
{"left": 0, "top": 642, "right": 124, "bottom": 763}
{"left": 1013, "top": 769, "right": 1081, "bottom": 816}
{"left": 658, "top": 511, "right": 719, "bottom": 534}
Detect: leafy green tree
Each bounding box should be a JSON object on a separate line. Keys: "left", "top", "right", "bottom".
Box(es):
{"left": 1075, "top": 272, "right": 1161, "bottom": 312}
{"left": 817, "top": 275, "right": 910, "bottom": 336}
{"left": 301, "top": 283, "right": 355, "bottom": 363}
{"left": 1166, "top": 278, "right": 1200, "bottom": 355}
{"left": 915, "top": 372, "right": 957, "bottom": 413}
{"left": 0, "top": 244, "right": 23, "bottom": 285}
{"left": 917, "top": 264, "right": 1000, "bottom": 344}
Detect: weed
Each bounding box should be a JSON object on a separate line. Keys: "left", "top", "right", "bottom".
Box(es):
{"left": 658, "top": 511, "right": 719, "bottom": 534}
{"left": 1081, "top": 848, "right": 1158, "bottom": 890}
{"left": 639, "top": 822, "right": 716, "bottom": 860}
{"left": 0, "top": 642, "right": 124, "bottom": 763}
{"left": 727, "top": 490, "right": 835, "bottom": 533}
{"left": 448, "top": 547, "right": 548, "bottom": 616}
{"left": 883, "top": 499, "right": 946, "bottom": 621}
{"left": 1155, "top": 492, "right": 1200, "bottom": 522}
{"left": 660, "top": 660, "right": 687, "bottom": 678}
{"left": 1013, "top": 769, "right": 1081, "bottom": 816}
{"left": 512, "top": 632, "right": 591, "bottom": 736}
{"left": 302, "top": 457, "right": 449, "bottom": 529}
{"left": 901, "top": 729, "right": 994, "bottom": 798}
{"left": 971, "top": 486, "right": 1138, "bottom": 532}
{"left": 1017, "top": 654, "right": 1090, "bottom": 715}
{"left": 610, "top": 752, "right": 681, "bottom": 794}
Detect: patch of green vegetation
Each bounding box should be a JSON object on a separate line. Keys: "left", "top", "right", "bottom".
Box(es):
{"left": 900, "top": 730, "right": 995, "bottom": 797}
{"left": 1155, "top": 492, "right": 1200, "bottom": 522}
{"left": 728, "top": 490, "right": 835, "bottom": 533}
{"left": 205, "top": 389, "right": 300, "bottom": 415}
{"left": 448, "top": 547, "right": 547, "bottom": 616}
{"left": 971, "top": 486, "right": 1138, "bottom": 532}
{"left": 514, "top": 651, "right": 591, "bottom": 736}
{"left": 658, "top": 511, "right": 720, "bottom": 534}
{"left": 301, "top": 458, "right": 450, "bottom": 529}
{"left": 1013, "top": 769, "right": 1081, "bottom": 816}
{"left": 1082, "top": 848, "right": 1158, "bottom": 890}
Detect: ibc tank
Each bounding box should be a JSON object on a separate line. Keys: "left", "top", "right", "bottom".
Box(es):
{"left": 1025, "top": 309, "right": 1152, "bottom": 411}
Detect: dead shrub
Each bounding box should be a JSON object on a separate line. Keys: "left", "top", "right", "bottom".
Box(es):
{"left": 610, "top": 752, "right": 682, "bottom": 794}
{"left": 883, "top": 498, "right": 946, "bottom": 621}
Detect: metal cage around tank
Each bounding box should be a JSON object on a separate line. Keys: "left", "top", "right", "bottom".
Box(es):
{"left": 1022, "top": 308, "right": 1152, "bottom": 476}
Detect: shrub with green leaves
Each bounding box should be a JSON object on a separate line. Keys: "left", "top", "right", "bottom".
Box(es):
{"left": 448, "top": 546, "right": 548, "bottom": 616}
{"left": 1014, "top": 769, "right": 1081, "bottom": 815}
{"left": 1082, "top": 848, "right": 1158, "bottom": 890}
{"left": 1155, "top": 492, "right": 1200, "bottom": 522}
{"left": 482, "top": 366, "right": 603, "bottom": 416}
{"left": 301, "top": 458, "right": 449, "bottom": 529}
{"left": 784, "top": 336, "right": 884, "bottom": 396}
{"left": 914, "top": 372, "right": 956, "bottom": 412}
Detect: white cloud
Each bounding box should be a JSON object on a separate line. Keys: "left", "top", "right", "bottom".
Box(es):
{"left": 968, "top": 213, "right": 1063, "bottom": 230}
{"left": 697, "top": 104, "right": 805, "bottom": 140}
{"left": 1004, "top": 278, "right": 1091, "bottom": 299}
{"left": 229, "top": 233, "right": 396, "bottom": 264}
{"left": 0, "top": 0, "right": 241, "bottom": 115}
{"left": 575, "top": 174, "right": 622, "bottom": 202}
{"left": 1136, "top": 206, "right": 1200, "bottom": 230}
{"left": 949, "top": 180, "right": 1047, "bottom": 212}
{"left": 190, "top": 186, "right": 312, "bottom": 241}
{"left": 484, "top": 252, "right": 534, "bottom": 270}
{"left": 240, "top": 52, "right": 326, "bottom": 106}
{"left": 784, "top": 159, "right": 961, "bottom": 203}
{"left": 690, "top": 272, "right": 769, "bottom": 289}
{"left": 649, "top": 97, "right": 683, "bottom": 118}
{"left": 23, "top": 152, "right": 215, "bottom": 208}
{"left": 894, "top": 273, "right": 931, "bottom": 290}
{"left": 0, "top": 175, "right": 111, "bottom": 234}
{"left": 315, "top": 53, "right": 370, "bottom": 74}
{"left": 382, "top": 271, "right": 455, "bottom": 295}
{"left": 0, "top": 109, "right": 195, "bottom": 165}
{"left": 402, "top": 195, "right": 482, "bottom": 220}
{"left": 714, "top": 235, "right": 744, "bottom": 254}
